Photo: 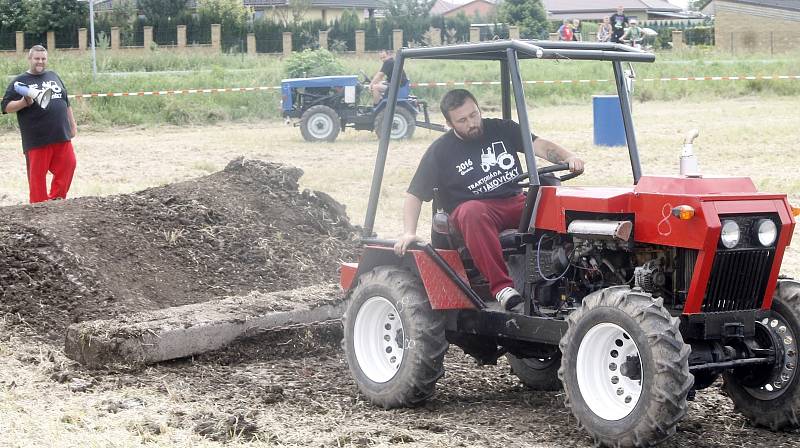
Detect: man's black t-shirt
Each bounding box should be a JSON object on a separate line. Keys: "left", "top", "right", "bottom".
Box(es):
{"left": 1, "top": 70, "right": 72, "bottom": 152}
{"left": 408, "top": 119, "right": 537, "bottom": 212}
{"left": 380, "top": 57, "right": 409, "bottom": 86}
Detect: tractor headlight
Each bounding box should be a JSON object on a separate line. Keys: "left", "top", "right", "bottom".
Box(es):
{"left": 756, "top": 219, "right": 778, "bottom": 247}
{"left": 720, "top": 220, "right": 740, "bottom": 249}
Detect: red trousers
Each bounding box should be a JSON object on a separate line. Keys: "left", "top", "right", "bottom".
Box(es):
{"left": 450, "top": 194, "right": 526, "bottom": 296}
{"left": 25, "top": 141, "right": 76, "bottom": 203}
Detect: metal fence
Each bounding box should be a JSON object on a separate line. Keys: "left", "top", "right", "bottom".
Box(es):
{"left": 24, "top": 32, "right": 48, "bottom": 49}
{"left": 0, "top": 29, "right": 15, "bottom": 51}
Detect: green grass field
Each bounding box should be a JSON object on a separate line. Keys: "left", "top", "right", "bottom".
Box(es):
{"left": 1, "top": 47, "right": 799, "bottom": 129}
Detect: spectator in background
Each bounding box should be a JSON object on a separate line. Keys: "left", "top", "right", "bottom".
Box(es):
{"left": 610, "top": 5, "right": 629, "bottom": 43}
{"left": 598, "top": 16, "right": 613, "bottom": 42}
{"left": 369, "top": 49, "right": 409, "bottom": 105}
{"left": 621, "top": 18, "right": 644, "bottom": 48}
{"left": 1, "top": 45, "right": 77, "bottom": 204}
{"left": 572, "top": 19, "right": 583, "bottom": 41}
{"left": 558, "top": 19, "right": 574, "bottom": 41}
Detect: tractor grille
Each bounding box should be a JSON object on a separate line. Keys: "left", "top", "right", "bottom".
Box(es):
{"left": 674, "top": 248, "right": 697, "bottom": 299}
{"left": 701, "top": 249, "right": 774, "bottom": 312}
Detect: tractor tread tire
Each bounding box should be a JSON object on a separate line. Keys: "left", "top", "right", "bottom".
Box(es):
{"left": 343, "top": 266, "right": 447, "bottom": 409}
{"left": 558, "top": 286, "right": 693, "bottom": 448}
{"left": 300, "top": 105, "right": 340, "bottom": 142}
{"left": 723, "top": 279, "right": 800, "bottom": 430}
{"left": 374, "top": 107, "right": 415, "bottom": 140}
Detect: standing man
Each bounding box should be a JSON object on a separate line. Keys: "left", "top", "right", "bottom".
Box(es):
{"left": 610, "top": 5, "right": 629, "bottom": 43}
{"left": 369, "top": 49, "right": 409, "bottom": 105}
{"left": 394, "top": 89, "right": 584, "bottom": 312}
{"left": 1, "top": 45, "right": 77, "bottom": 204}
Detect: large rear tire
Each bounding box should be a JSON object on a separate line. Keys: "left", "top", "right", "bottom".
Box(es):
{"left": 300, "top": 105, "right": 340, "bottom": 142}
{"left": 724, "top": 279, "right": 800, "bottom": 430}
{"left": 558, "top": 286, "right": 693, "bottom": 447}
{"left": 343, "top": 266, "right": 448, "bottom": 408}
{"left": 507, "top": 352, "right": 562, "bottom": 391}
{"left": 374, "top": 107, "right": 415, "bottom": 140}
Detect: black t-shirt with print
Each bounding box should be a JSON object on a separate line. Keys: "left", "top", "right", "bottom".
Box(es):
{"left": 380, "top": 57, "right": 409, "bottom": 86}
{"left": 610, "top": 13, "right": 628, "bottom": 38}
{"left": 1, "top": 70, "right": 72, "bottom": 152}
{"left": 408, "top": 118, "right": 537, "bottom": 212}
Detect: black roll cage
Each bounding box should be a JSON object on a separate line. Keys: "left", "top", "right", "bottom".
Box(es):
{"left": 362, "top": 39, "right": 656, "bottom": 237}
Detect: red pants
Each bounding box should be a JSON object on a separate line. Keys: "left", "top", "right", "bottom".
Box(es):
{"left": 25, "top": 141, "right": 76, "bottom": 203}
{"left": 450, "top": 194, "right": 526, "bottom": 296}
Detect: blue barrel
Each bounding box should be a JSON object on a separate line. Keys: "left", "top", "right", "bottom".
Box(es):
{"left": 593, "top": 95, "right": 626, "bottom": 147}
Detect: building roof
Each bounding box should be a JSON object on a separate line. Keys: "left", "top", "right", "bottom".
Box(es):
{"left": 719, "top": 0, "right": 800, "bottom": 11}
{"left": 430, "top": 0, "right": 498, "bottom": 15}
{"left": 542, "top": 0, "right": 683, "bottom": 20}
{"left": 543, "top": 0, "right": 682, "bottom": 13}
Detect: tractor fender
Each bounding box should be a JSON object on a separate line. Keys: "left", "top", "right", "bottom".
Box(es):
{"left": 340, "top": 245, "right": 474, "bottom": 309}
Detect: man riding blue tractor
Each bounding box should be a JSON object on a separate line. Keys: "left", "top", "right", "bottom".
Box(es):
{"left": 281, "top": 50, "right": 439, "bottom": 142}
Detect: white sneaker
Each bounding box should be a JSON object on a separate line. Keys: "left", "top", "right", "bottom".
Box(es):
{"left": 496, "top": 287, "right": 523, "bottom": 311}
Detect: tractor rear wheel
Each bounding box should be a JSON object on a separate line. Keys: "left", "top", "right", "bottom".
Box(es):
{"left": 724, "top": 279, "right": 800, "bottom": 430}
{"left": 300, "top": 105, "right": 340, "bottom": 142}
{"left": 343, "top": 266, "right": 448, "bottom": 408}
{"left": 374, "top": 107, "right": 415, "bottom": 140}
{"left": 507, "top": 352, "right": 562, "bottom": 391}
{"left": 559, "top": 286, "right": 692, "bottom": 447}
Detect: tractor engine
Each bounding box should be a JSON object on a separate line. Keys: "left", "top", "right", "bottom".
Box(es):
{"left": 528, "top": 229, "right": 685, "bottom": 312}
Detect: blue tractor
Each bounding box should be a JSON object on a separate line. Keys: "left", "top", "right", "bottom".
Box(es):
{"left": 280, "top": 74, "right": 438, "bottom": 142}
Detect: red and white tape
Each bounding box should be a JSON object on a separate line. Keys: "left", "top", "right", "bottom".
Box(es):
{"left": 69, "top": 75, "right": 800, "bottom": 99}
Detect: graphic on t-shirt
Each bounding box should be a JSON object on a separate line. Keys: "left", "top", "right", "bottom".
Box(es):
{"left": 41, "top": 80, "right": 63, "bottom": 99}
{"left": 480, "top": 141, "right": 515, "bottom": 172}
{"left": 456, "top": 158, "right": 474, "bottom": 176}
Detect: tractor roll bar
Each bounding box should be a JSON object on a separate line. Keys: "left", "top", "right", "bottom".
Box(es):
{"left": 401, "top": 40, "right": 656, "bottom": 63}
{"left": 506, "top": 48, "right": 541, "bottom": 233}
{"left": 362, "top": 40, "right": 652, "bottom": 237}
{"left": 613, "top": 61, "right": 643, "bottom": 184}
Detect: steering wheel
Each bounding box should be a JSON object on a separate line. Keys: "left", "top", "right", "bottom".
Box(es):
{"left": 511, "top": 163, "right": 583, "bottom": 185}
{"left": 359, "top": 69, "right": 372, "bottom": 84}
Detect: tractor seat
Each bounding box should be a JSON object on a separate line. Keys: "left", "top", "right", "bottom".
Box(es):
{"left": 430, "top": 213, "right": 523, "bottom": 252}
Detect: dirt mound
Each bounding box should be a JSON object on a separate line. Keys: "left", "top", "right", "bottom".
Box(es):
{"left": 0, "top": 158, "right": 359, "bottom": 337}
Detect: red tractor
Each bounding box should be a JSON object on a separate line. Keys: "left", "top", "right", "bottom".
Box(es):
{"left": 339, "top": 41, "right": 800, "bottom": 447}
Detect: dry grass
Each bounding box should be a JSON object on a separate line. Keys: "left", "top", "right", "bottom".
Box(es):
{"left": 0, "top": 97, "right": 799, "bottom": 447}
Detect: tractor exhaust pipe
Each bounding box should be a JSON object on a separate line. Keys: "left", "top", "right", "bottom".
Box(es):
{"left": 680, "top": 129, "right": 702, "bottom": 178}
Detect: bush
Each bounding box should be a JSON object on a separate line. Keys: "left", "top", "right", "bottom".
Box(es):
{"left": 684, "top": 26, "right": 714, "bottom": 46}
{"left": 284, "top": 49, "right": 345, "bottom": 78}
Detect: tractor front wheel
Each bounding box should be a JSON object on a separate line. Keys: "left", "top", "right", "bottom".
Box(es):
{"left": 300, "top": 105, "right": 340, "bottom": 142}
{"left": 343, "top": 266, "right": 448, "bottom": 408}
{"left": 559, "top": 286, "right": 693, "bottom": 447}
{"left": 724, "top": 279, "right": 800, "bottom": 430}
{"left": 374, "top": 107, "right": 415, "bottom": 140}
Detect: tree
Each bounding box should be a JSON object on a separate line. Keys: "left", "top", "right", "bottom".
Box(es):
{"left": 386, "top": 0, "right": 436, "bottom": 18}
{"left": 138, "top": 0, "right": 187, "bottom": 21}
{"left": 497, "top": 0, "right": 547, "bottom": 39}
{"left": 0, "top": 0, "right": 27, "bottom": 31}
{"left": 22, "top": 0, "right": 87, "bottom": 34}
{"left": 196, "top": 0, "right": 251, "bottom": 29}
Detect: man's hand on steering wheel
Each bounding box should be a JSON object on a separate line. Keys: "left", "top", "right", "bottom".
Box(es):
{"left": 565, "top": 156, "right": 585, "bottom": 173}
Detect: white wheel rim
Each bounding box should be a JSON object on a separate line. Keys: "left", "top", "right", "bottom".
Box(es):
{"left": 576, "top": 323, "right": 642, "bottom": 420}
{"left": 353, "top": 296, "right": 405, "bottom": 383}
{"left": 308, "top": 113, "right": 334, "bottom": 139}
{"left": 390, "top": 114, "right": 408, "bottom": 139}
